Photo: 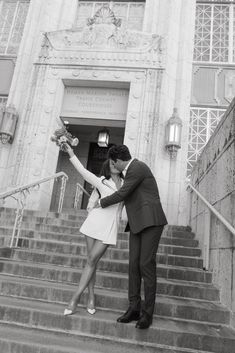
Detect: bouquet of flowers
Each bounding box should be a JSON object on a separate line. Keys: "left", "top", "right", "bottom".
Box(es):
{"left": 51, "top": 125, "right": 79, "bottom": 151}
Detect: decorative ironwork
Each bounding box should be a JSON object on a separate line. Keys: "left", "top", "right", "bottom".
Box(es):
{"left": 0, "top": 96, "right": 7, "bottom": 108}
{"left": 0, "top": 172, "right": 68, "bottom": 248}
{"left": 0, "top": 0, "right": 29, "bottom": 55}
{"left": 187, "top": 107, "right": 225, "bottom": 175}
{"left": 10, "top": 188, "right": 29, "bottom": 248}
{"left": 74, "top": 182, "right": 90, "bottom": 209}
{"left": 194, "top": 2, "right": 235, "bottom": 63}
{"left": 76, "top": 1, "right": 145, "bottom": 31}
{"left": 58, "top": 175, "right": 67, "bottom": 213}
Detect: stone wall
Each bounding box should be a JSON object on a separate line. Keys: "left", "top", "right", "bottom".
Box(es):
{"left": 189, "top": 98, "right": 235, "bottom": 326}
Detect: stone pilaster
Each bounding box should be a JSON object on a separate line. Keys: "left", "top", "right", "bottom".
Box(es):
{"left": 135, "top": 69, "right": 163, "bottom": 167}
{"left": 151, "top": 0, "right": 196, "bottom": 225}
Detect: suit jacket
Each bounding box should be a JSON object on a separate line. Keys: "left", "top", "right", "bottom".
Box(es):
{"left": 100, "top": 159, "right": 167, "bottom": 234}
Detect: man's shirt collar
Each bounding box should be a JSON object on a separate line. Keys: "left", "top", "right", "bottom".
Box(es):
{"left": 122, "top": 159, "right": 133, "bottom": 177}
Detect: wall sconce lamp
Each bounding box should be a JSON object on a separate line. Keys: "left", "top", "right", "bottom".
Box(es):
{"left": 165, "top": 108, "right": 182, "bottom": 159}
{"left": 0, "top": 104, "right": 18, "bottom": 144}
{"left": 97, "top": 128, "right": 109, "bottom": 147}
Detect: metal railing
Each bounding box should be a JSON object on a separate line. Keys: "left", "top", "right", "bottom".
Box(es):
{"left": 188, "top": 183, "right": 235, "bottom": 270}
{"left": 74, "top": 182, "right": 90, "bottom": 209}
{"left": 0, "top": 172, "right": 68, "bottom": 248}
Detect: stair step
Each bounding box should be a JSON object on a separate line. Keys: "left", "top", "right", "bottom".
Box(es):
{"left": 0, "top": 259, "right": 219, "bottom": 301}
{"left": 0, "top": 234, "right": 201, "bottom": 259}
{"left": 0, "top": 208, "right": 193, "bottom": 234}
{"left": 0, "top": 207, "right": 88, "bottom": 218}
{"left": 0, "top": 296, "right": 234, "bottom": 353}
{"left": 0, "top": 274, "right": 229, "bottom": 324}
{"left": 0, "top": 218, "right": 199, "bottom": 247}
{"left": 0, "top": 323, "right": 215, "bottom": 353}
{"left": 0, "top": 248, "right": 211, "bottom": 283}
{"left": 0, "top": 209, "right": 196, "bottom": 239}
{"left": 0, "top": 228, "right": 201, "bottom": 256}
{"left": 0, "top": 214, "right": 196, "bottom": 237}
{"left": 0, "top": 207, "right": 233, "bottom": 353}
{"left": 0, "top": 237, "right": 203, "bottom": 269}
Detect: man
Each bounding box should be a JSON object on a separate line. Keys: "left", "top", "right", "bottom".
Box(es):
{"left": 99, "top": 145, "right": 167, "bottom": 329}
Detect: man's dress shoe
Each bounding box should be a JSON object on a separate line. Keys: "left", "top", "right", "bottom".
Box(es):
{"left": 117, "top": 308, "right": 140, "bottom": 323}
{"left": 135, "top": 313, "right": 152, "bottom": 329}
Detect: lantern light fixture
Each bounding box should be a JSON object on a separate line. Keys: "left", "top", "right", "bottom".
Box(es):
{"left": 0, "top": 104, "right": 18, "bottom": 144}
{"left": 97, "top": 128, "right": 109, "bottom": 147}
{"left": 165, "top": 108, "right": 182, "bottom": 159}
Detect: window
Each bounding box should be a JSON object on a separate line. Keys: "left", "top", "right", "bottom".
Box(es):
{"left": 194, "top": 1, "right": 235, "bottom": 63}
{"left": 0, "top": 0, "right": 30, "bottom": 55}
{"left": 76, "top": 1, "right": 145, "bottom": 31}
{"left": 187, "top": 107, "right": 225, "bottom": 175}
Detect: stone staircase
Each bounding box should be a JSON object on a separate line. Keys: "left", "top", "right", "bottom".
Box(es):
{"left": 0, "top": 207, "right": 234, "bottom": 353}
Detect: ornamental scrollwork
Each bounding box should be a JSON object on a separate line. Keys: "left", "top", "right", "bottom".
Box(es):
{"left": 87, "top": 4, "right": 122, "bottom": 28}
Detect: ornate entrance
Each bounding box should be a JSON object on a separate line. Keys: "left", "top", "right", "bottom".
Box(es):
{"left": 50, "top": 125, "right": 124, "bottom": 211}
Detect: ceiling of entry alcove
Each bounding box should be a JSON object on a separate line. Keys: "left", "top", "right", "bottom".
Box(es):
{"left": 63, "top": 79, "right": 130, "bottom": 90}
{"left": 69, "top": 124, "right": 123, "bottom": 135}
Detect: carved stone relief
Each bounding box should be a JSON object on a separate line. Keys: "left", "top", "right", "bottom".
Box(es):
{"left": 38, "top": 4, "right": 164, "bottom": 69}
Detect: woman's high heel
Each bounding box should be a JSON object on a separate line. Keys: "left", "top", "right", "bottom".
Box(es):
{"left": 64, "top": 308, "right": 76, "bottom": 316}
{"left": 87, "top": 298, "right": 96, "bottom": 315}
{"left": 87, "top": 307, "right": 96, "bottom": 315}
{"left": 63, "top": 302, "right": 77, "bottom": 316}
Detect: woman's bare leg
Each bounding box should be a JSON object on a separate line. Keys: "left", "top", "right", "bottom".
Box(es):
{"left": 85, "top": 236, "right": 96, "bottom": 310}
{"left": 67, "top": 240, "right": 109, "bottom": 310}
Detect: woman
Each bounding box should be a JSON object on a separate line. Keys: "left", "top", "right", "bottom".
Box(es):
{"left": 63, "top": 143, "right": 123, "bottom": 316}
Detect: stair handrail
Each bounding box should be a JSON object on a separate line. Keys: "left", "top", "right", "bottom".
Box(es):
{"left": 0, "top": 172, "right": 68, "bottom": 248}
{"left": 74, "top": 182, "right": 90, "bottom": 209}
{"left": 188, "top": 183, "right": 235, "bottom": 235}
{"left": 188, "top": 183, "right": 235, "bottom": 269}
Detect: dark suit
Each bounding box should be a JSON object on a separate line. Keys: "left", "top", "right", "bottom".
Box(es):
{"left": 100, "top": 159, "right": 167, "bottom": 317}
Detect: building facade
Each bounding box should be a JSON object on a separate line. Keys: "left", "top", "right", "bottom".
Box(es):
{"left": 1, "top": 0, "right": 232, "bottom": 226}
{"left": 189, "top": 0, "right": 235, "bottom": 176}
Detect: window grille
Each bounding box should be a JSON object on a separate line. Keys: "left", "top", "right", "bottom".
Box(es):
{"left": 187, "top": 107, "right": 225, "bottom": 176}
{"left": 0, "top": 0, "right": 30, "bottom": 55}
{"left": 76, "top": 1, "right": 145, "bottom": 31}
{"left": 194, "top": 2, "right": 235, "bottom": 63}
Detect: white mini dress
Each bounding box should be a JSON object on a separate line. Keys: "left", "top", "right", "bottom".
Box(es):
{"left": 70, "top": 155, "right": 123, "bottom": 246}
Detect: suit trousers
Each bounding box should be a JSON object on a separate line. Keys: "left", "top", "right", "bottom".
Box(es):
{"left": 128, "top": 225, "right": 164, "bottom": 317}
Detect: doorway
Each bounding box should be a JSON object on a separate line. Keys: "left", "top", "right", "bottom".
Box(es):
{"left": 81, "top": 142, "right": 114, "bottom": 208}
{"left": 50, "top": 124, "right": 124, "bottom": 211}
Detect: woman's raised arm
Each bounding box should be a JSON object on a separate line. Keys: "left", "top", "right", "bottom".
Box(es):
{"left": 64, "top": 143, "right": 102, "bottom": 189}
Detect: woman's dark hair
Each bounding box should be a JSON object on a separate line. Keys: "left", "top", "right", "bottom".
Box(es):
{"left": 108, "top": 144, "right": 132, "bottom": 162}
{"left": 99, "top": 159, "right": 112, "bottom": 180}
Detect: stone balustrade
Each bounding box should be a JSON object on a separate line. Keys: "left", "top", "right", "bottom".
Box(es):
{"left": 189, "top": 97, "right": 235, "bottom": 327}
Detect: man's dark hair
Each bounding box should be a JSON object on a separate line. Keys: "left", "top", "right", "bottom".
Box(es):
{"left": 108, "top": 145, "right": 132, "bottom": 162}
